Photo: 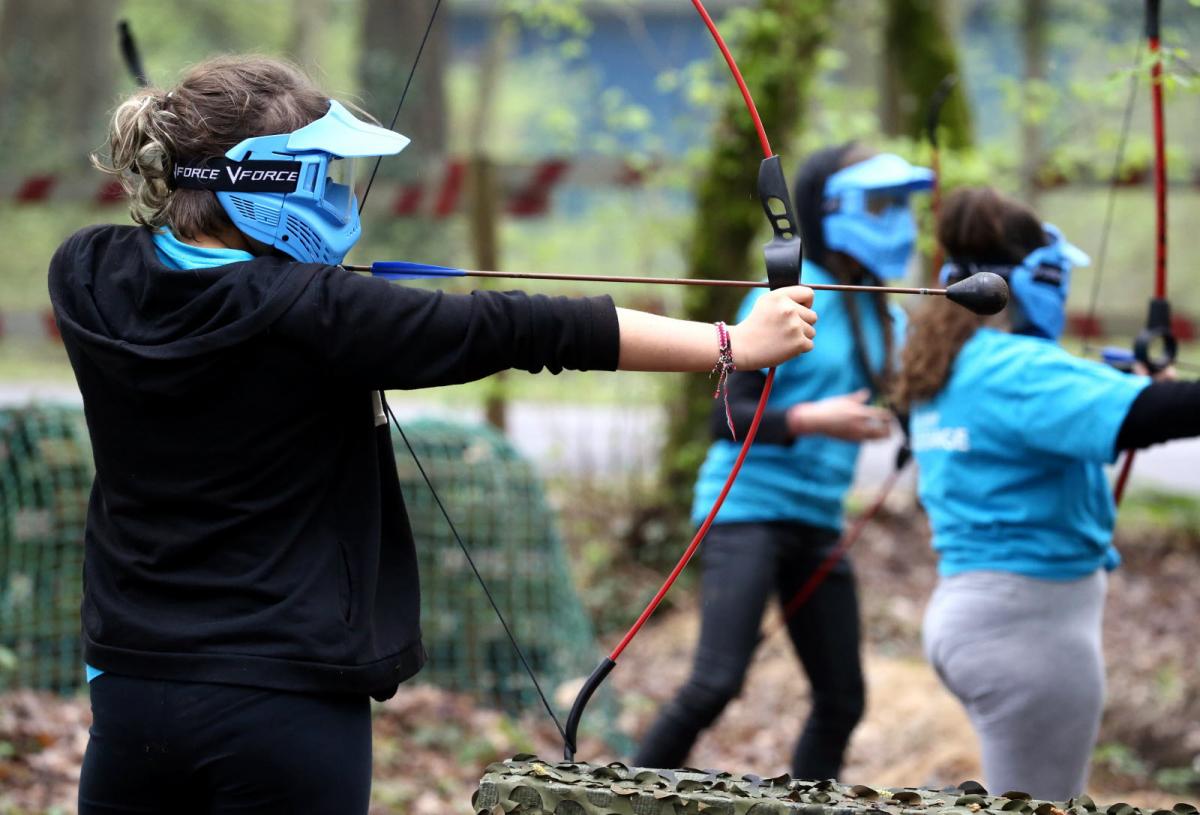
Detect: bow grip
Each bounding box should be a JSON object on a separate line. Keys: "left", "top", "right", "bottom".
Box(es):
{"left": 562, "top": 656, "right": 615, "bottom": 761}
{"left": 1145, "top": 0, "right": 1161, "bottom": 40}
{"left": 758, "top": 156, "right": 803, "bottom": 290}
{"left": 1133, "top": 296, "right": 1177, "bottom": 374}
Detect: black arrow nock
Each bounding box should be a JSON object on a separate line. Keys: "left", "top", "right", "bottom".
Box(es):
{"left": 117, "top": 20, "right": 150, "bottom": 88}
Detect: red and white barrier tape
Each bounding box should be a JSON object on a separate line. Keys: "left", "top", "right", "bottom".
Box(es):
{"left": 0, "top": 157, "right": 655, "bottom": 216}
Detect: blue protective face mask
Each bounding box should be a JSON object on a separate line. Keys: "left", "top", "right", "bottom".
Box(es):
{"left": 939, "top": 224, "right": 1090, "bottom": 341}
{"left": 822, "top": 154, "right": 934, "bottom": 280}
{"left": 171, "top": 100, "right": 410, "bottom": 265}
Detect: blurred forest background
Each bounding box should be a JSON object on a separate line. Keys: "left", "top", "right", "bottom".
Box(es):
{"left": 2, "top": 0, "right": 1199, "bottom": 482}
{"left": 2, "top": 1, "right": 1200, "bottom": 813}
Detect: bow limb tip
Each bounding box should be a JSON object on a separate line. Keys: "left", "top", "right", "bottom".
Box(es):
{"left": 945, "top": 271, "right": 1009, "bottom": 316}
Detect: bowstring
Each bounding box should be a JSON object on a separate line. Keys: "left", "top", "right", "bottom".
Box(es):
{"left": 385, "top": 401, "right": 566, "bottom": 741}
{"left": 1080, "top": 38, "right": 1143, "bottom": 358}
{"left": 358, "top": 0, "right": 567, "bottom": 740}
{"left": 358, "top": 0, "right": 444, "bottom": 215}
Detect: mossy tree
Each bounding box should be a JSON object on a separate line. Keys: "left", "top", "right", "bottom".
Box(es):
{"left": 659, "top": 0, "right": 834, "bottom": 519}
{"left": 880, "top": 0, "right": 973, "bottom": 150}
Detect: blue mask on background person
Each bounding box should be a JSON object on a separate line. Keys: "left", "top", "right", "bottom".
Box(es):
{"left": 172, "top": 100, "right": 410, "bottom": 265}
{"left": 822, "top": 154, "right": 934, "bottom": 280}
{"left": 939, "top": 224, "right": 1090, "bottom": 341}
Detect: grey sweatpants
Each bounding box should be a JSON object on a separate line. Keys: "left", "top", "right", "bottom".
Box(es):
{"left": 923, "top": 569, "right": 1106, "bottom": 800}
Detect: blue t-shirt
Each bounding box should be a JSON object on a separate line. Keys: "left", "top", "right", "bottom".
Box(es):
{"left": 85, "top": 228, "right": 253, "bottom": 684}
{"left": 911, "top": 328, "right": 1149, "bottom": 580}
{"left": 691, "top": 261, "right": 904, "bottom": 531}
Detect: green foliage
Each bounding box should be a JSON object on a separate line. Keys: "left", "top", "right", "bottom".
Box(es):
{"left": 503, "top": 0, "right": 590, "bottom": 39}
{"left": 1155, "top": 766, "right": 1200, "bottom": 796}
{"left": 1094, "top": 742, "right": 1151, "bottom": 779}
{"left": 0, "top": 204, "right": 103, "bottom": 312}
{"left": 1117, "top": 490, "right": 1200, "bottom": 540}
{"left": 1094, "top": 742, "right": 1200, "bottom": 796}
{"left": 118, "top": 0, "right": 360, "bottom": 93}
{"left": 440, "top": 22, "right": 660, "bottom": 161}
{"left": 558, "top": 480, "right": 697, "bottom": 633}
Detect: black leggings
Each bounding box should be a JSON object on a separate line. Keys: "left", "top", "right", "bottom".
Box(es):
{"left": 79, "top": 674, "right": 372, "bottom": 814}
{"left": 634, "top": 521, "right": 864, "bottom": 780}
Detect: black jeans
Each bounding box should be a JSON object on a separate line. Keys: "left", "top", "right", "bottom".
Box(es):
{"left": 634, "top": 521, "right": 865, "bottom": 779}
{"left": 79, "top": 674, "right": 372, "bottom": 814}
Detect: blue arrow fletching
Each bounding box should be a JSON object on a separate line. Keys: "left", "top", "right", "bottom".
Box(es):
{"left": 1101, "top": 346, "right": 1135, "bottom": 365}
{"left": 371, "top": 260, "right": 467, "bottom": 280}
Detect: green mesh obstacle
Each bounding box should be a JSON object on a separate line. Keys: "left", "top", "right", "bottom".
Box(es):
{"left": 0, "top": 404, "right": 616, "bottom": 743}
{"left": 0, "top": 403, "right": 93, "bottom": 694}
{"left": 392, "top": 417, "right": 618, "bottom": 737}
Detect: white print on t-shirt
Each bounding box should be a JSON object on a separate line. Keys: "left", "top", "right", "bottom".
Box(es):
{"left": 912, "top": 411, "right": 971, "bottom": 452}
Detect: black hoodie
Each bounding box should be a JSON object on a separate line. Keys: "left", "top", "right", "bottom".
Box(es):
{"left": 49, "top": 225, "right": 619, "bottom": 700}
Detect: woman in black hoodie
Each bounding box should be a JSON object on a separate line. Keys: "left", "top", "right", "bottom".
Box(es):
{"left": 52, "top": 56, "right": 818, "bottom": 813}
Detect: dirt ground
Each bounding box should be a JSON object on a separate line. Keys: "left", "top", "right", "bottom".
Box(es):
{"left": 2, "top": 498, "right": 1197, "bottom": 814}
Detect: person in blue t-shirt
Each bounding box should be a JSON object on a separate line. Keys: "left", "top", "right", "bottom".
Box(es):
{"left": 893, "top": 186, "right": 1200, "bottom": 800}
{"left": 635, "top": 144, "right": 931, "bottom": 779}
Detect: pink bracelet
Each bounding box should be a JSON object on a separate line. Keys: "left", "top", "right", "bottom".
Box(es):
{"left": 712, "top": 321, "right": 737, "bottom": 440}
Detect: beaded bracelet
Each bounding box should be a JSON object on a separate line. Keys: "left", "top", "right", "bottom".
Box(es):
{"left": 712, "top": 321, "right": 737, "bottom": 440}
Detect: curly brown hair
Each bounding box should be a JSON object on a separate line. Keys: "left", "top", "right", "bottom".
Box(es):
{"left": 91, "top": 56, "right": 331, "bottom": 239}
{"left": 891, "top": 187, "right": 1047, "bottom": 411}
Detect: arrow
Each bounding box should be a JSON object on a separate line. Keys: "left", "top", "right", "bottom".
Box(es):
{"left": 348, "top": 260, "right": 1010, "bottom": 316}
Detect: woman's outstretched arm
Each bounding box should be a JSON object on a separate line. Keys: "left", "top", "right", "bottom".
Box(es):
{"left": 615, "top": 285, "right": 816, "bottom": 372}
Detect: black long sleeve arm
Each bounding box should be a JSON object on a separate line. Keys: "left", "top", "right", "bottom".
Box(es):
{"left": 274, "top": 267, "right": 620, "bottom": 390}
{"left": 1115, "top": 381, "right": 1200, "bottom": 451}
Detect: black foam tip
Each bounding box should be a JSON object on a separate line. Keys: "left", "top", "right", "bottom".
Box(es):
{"left": 945, "top": 272, "right": 1008, "bottom": 315}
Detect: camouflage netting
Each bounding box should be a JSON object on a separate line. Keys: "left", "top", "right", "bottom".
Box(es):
{"left": 0, "top": 404, "right": 93, "bottom": 693}
{"left": 473, "top": 756, "right": 1200, "bottom": 815}
{"left": 0, "top": 406, "right": 616, "bottom": 743}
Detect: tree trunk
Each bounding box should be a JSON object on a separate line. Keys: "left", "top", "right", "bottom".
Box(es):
{"left": 288, "top": 0, "right": 335, "bottom": 73}
{"left": 358, "top": 0, "right": 447, "bottom": 181}
{"left": 1019, "top": 0, "right": 1048, "bottom": 204}
{"left": 880, "top": 0, "right": 972, "bottom": 150}
{"left": 467, "top": 12, "right": 517, "bottom": 433}
{"left": 660, "top": 0, "right": 834, "bottom": 512}
{"left": 0, "top": 0, "right": 120, "bottom": 175}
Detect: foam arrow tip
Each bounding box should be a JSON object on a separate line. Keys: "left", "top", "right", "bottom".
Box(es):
{"left": 945, "top": 271, "right": 1009, "bottom": 316}
{"left": 370, "top": 260, "right": 467, "bottom": 280}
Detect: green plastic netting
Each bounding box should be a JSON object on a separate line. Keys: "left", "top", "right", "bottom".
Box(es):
{"left": 392, "top": 417, "right": 618, "bottom": 728}
{"left": 0, "top": 405, "right": 615, "bottom": 742}
{"left": 0, "top": 403, "right": 92, "bottom": 693}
